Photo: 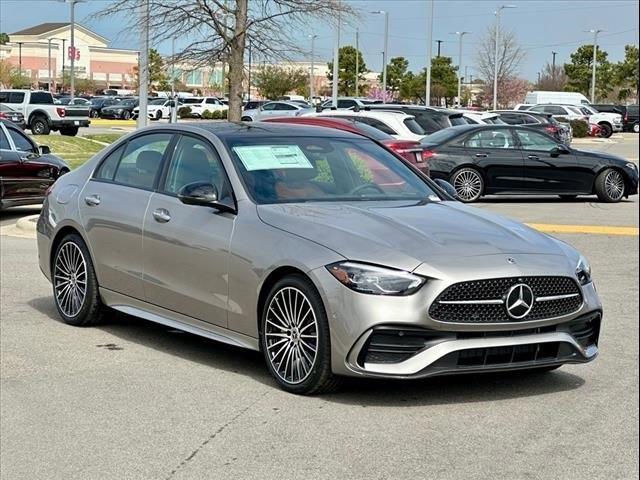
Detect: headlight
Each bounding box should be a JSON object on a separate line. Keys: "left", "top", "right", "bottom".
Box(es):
{"left": 326, "top": 261, "right": 427, "bottom": 296}
{"left": 576, "top": 255, "right": 592, "bottom": 285}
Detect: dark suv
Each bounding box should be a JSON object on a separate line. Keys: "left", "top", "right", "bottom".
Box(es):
{"left": 365, "top": 105, "right": 466, "bottom": 134}
{"left": 624, "top": 105, "right": 639, "bottom": 133}
{"left": 491, "top": 110, "right": 572, "bottom": 144}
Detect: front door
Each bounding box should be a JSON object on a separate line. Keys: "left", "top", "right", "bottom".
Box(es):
{"left": 515, "top": 128, "right": 590, "bottom": 193}
{"left": 142, "top": 134, "right": 236, "bottom": 327}
{"left": 79, "top": 132, "right": 174, "bottom": 299}
{"left": 463, "top": 128, "right": 524, "bottom": 192}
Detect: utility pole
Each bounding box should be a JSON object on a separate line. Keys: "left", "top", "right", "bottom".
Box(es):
{"left": 355, "top": 29, "right": 359, "bottom": 97}
{"left": 309, "top": 34, "right": 317, "bottom": 101}
{"left": 425, "top": 0, "right": 434, "bottom": 105}
{"left": 551, "top": 51, "right": 557, "bottom": 82}
{"left": 451, "top": 31, "right": 471, "bottom": 107}
{"left": 436, "top": 39, "right": 443, "bottom": 57}
{"left": 537, "top": 71, "right": 541, "bottom": 84}
{"left": 47, "top": 39, "right": 53, "bottom": 91}
{"left": 331, "top": 6, "right": 341, "bottom": 108}
{"left": 170, "top": 36, "right": 178, "bottom": 123}
{"left": 137, "top": 0, "right": 150, "bottom": 128}
{"left": 372, "top": 11, "right": 389, "bottom": 102}
{"left": 585, "top": 29, "right": 604, "bottom": 103}
{"left": 493, "top": 5, "right": 517, "bottom": 109}
{"left": 17, "top": 42, "right": 23, "bottom": 75}
{"left": 248, "top": 40, "right": 253, "bottom": 102}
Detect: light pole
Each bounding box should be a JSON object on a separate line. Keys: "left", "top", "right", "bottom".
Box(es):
{"left": 493, "top": 4, "right": 516, "bottom": 109}
{"left": 138, "top": 0, "right": 150, "bottom": 128}
{"left": 451, "top": 31, "right": 471, "bottom": 107}
{"left": 551, "top": 51, "right": 557, "bottom": 82}
{"left": 309, "top": 34, "right": 317, "bottom": 102}
{"left": 247, "top": 40, "right": 253, "bottom": 102}
{"left": 425, "top": 0, "right": 434, "bottom": 105}
{"left": 585, "top": 28, "right": 604, "bottom": 103}
{"left": 58, "top": 0, "right": 85, "bottom": 99}
{"left": 331, "top": 6, "right": 341, "bottom": 108}
{"left": 355, "top": 29, "right": 359, "bottom": 97}
{"left": 372, "top": 10, "right": 389, "bottom": 102}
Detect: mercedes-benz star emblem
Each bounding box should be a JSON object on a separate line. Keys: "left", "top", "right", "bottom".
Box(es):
{"left": 505, "top": 283, "right": 534, "bottom": 319}
{"left": 507, "top": 257, "right": 516, "bottom": 264}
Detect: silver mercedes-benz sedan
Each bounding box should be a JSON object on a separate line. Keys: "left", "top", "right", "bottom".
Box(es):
{"left": 36, "top": 122, "right": 602, "bottom": 394}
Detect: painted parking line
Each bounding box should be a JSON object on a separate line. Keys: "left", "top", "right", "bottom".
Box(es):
{"left": 527, "top": 223, "right": 639, "bottom": 236}
{"left": 90, "top": 119, "right": 137, "bottom": 126}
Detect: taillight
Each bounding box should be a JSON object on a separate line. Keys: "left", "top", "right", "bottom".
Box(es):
{"left": 422, "top": 149, "right": 436, "bottom": 161}
{"left": 545, "top": 126, "right": 559, "bottom": 134}
{"left": 0, "top": 112, "right": 6, "bottom": 119}
{"left": 56, "top": 107, "right": 66, "bottom": 117}
{"left": 625, "top": 112, "right": 628, "bottom": 121}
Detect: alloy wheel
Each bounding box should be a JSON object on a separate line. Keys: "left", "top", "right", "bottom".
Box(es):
{"left": 264, "top": 287, "right": 319, "bottom": 385}
{"left": 54, "top": 242, "right": 87, "bottom": 317}
{"left": 604, "top": 170, "right": 625, "bottom": 201}
{"left": 453, "top": 170, "right": 482, "bottom": 202}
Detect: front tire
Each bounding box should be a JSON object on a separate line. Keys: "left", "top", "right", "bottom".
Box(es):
{"left": 260, "top": 275, "right": 338, "bottom": 394}
{"left": 122, "top": 110, "right": 131, "bottom": 120}
{"left": 595, "top": 168, "right": 625, "bottom": 202}
{"left": 633, "top": 123, "right": 639, "bottom": 133}
{"left": 52, "top": 233, "right": 105, "bottom": 326}
{"left": 30, "top": 116, "right": 50, "bottom": 135}
{"left": 598, "top": 123, "right": 613, "bottom": 138}
{"left": 451, "top": 167, "right": 484, "bottom": 203}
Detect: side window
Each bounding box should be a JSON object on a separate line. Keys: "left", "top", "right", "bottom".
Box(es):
{"left": 529, "top": 106, "right": 544, "bottom": 113}
{"left": 358, "top": 117, "right": 397, "bottom": 135}
{"left": 546, "top": 106, "right": 565, "bottom": 115}
{"left": 163, "top": 135, "right": 233, "bottom": 205}
{"left": 465, "top": 129, "right": 514, "bottom": 149}
{"left": 205, "top": 98, "right": 218, "bottom": 104}
{"left": 516, "top": 130, "right": 558, "bottom": 151}
{"left": 0, "top": 92, "right": 9, "bottom": 103}
{"left": 275, "top": 103, "right": 297, "bottom": 111}
{"left": 94, "top": 144, "right": 126, "bottom": 180}
{"left": 0, "top": 128, "right": 10, "bottom": 150}
{"left": 113, "top": 133, "right": 173, "bottom": 189}
{"left": 29, "top": 92, "right": 54, "bottom": 105}
{"left": 7, "top": 127, "right": 36, "bottom": 152}
{"left": 261, "top": 103, "right": 277, "bottom": 111}
{"left": 337, "top": 100, "right": 356, "bottom": 109}
{"left": 521, "top": 115, "right": 539, "bottom": 124}
{"left": 9, "top": 92, "right": 26, "bottom": 103}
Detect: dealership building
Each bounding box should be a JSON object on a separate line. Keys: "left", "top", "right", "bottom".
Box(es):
{"left": 1, "top": 22, "right": 139, "bottom": 91}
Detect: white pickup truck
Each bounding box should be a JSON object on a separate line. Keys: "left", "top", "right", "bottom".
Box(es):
{"left": 0, "top": 89, "right": 90, "bottom": 136}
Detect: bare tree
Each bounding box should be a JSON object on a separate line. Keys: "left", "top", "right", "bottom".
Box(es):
{"left": 536, "top": 62, "right": 568, "bottom": 91}
{"left": 94, "top": 0, "right": 355, "bottom": 121}
{"left": 475, "top": 24, "right": 525, "bottom": 107}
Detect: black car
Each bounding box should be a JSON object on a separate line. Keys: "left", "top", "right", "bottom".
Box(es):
{"left": 491, "top": 110, "right": 572, "bottom": 144}
{"left": 423, "top": 124, "right": 638, "bottom": 203}
{"left": 0, "top": 103, "right": 26, "bottom": 129}
{"left": 365, "top": 104, "right": 466, "bottom": 134}
{"left": 0, "top": 119, "right": 69, "bottom": 209}
{"left": 100, "top": 98, "right": 138, "bottom": 120}
{"left": 89, "top": 97, "right": 120, "bottom": 118}
{"left": 624, "top": 105, "right": 639, "bottom": 133}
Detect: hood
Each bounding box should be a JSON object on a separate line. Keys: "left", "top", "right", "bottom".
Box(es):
{"left": 572, "top": 148, "right": 630, "bottom": 166}
{"left": 257, "top": 201, "right": 566, "bottom": 272}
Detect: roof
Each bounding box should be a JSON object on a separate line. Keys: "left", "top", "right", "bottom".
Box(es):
{"left": 183, "top": 121, "right": 360, "bottom": 139}
{"left": 11, "top": 23, "right": 69, "bottom": 36}
{"left": 313, "top": 109, "right": 413, "bottom": 119}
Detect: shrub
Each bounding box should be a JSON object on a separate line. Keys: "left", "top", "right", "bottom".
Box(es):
{"left": 569, "top": 119, "right": 589, "bottom": 138}
{"left": 202, "top": 110, "right": 213, "bottom": 120}
{"left": 178, "top": 106, "right": 192, "bottom": 119}
{"left": 220, "top": 109, "right": 228, "bottom": 119}
{"left": 212, "top": 110, "right": 221, "bottom": 120}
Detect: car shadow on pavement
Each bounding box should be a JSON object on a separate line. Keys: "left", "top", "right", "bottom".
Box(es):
{"left": 29, "top": 296, "right": 586, "bottom": 404}
{"left": 477, "top": 196, "right": 635, "bottom": 204}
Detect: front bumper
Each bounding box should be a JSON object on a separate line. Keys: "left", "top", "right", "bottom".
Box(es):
{"left": 309, "top": 259, "right": 602, "bottom": 379}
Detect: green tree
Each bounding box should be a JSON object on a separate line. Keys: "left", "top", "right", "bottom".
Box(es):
{"left": 615, "top": 44, "right": 639, "bottom": 101}
{"left": 380, "top": 56, "right": 409, "bottom": 93}
{"left": 399, "top": 70, "right": 426, "bottom": 103}
{"left": 327, "top": 45, "right": 369, "bottom": 96}
{"left": 132, "top": 48, "right": 168, "bottom": 90}
{"left": 0, "top": 33, "right": 9, "bottom": 45}
{"left": 431, "top": 56, "right": 458, "bottom": 106}
{"left": 0, "top": 59, "right": 30, "bottom": 88}
{"left": 254, "top": 66, "right": 307, "bottom": 99}
{"left": 564, "top": 44, "right": 614, "bottom": 101}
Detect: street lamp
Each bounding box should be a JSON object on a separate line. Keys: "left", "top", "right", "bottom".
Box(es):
{"left": 372, "top": 10, "right": 389, "bottom": 102}
{"left": 493, "top": 4, "right": 516, "bottom": 109}
{"left": 585, "top": 28, "right": 604, "bottom": 102}
{"left": 58, "top": 0, "right": 85, "bottom": 100}
{"left": 451, "top": 31, "right": 471, "bottom": 107}
{"left": 308, "top": 34, "right": 317, "bottom": 102}
{"left": 425, "top": 0, "right": 434, "bottom": 105}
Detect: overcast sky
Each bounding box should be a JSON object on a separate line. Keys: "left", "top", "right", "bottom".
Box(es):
{"left": 1, "top": 0, "right": 638, "bottom": 81}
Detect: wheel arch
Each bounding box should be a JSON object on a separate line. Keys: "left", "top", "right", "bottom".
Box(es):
{"left": 256, "top": 266, "right": 312, "bottom": 335}
{"left": 28, "top": 109, "right": 51, "bottom": 126}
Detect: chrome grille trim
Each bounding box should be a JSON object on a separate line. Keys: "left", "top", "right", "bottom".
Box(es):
{"left": 438, "top": 299, "right": 504, "bottom": 305}
{"left": 536, "top": 293, "right": 581, "bottom": 302}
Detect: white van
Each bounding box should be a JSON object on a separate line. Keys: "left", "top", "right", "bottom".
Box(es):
{"left": 278, "top": 95, "right": 306, "bottom": 102}
{"left": 524, "top": 91, "right": 590, "bottom": 106}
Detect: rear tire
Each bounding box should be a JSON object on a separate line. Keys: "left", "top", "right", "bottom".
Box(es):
{"left": 260, "top": 274, "right": 338, "bottom": 395}
{"left": 634, "top": 123, "right": 639, "bottom": 134}
{"left": 451, "top": 167, "right": 484, "bottom": 203}
{"left": 30, "top": 116, "right": 50, "bottom": 135}
{"left": 122, "top": 110, "right": 131, "bottom": 120}
{"left": 91, "top": 110, "right": 99, "bottom": 118}
{"left": 595, "top": 168, "right": 625, "bottom": 202}
{"left": 155, "top": 110, "right": 162, "bottom": 121}
{"left": 52, "top": 233, "right": 106, "bottom": 326}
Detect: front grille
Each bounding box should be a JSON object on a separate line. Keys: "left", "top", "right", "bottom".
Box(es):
{"left": 429, "top": 276, "right": 583, "bottom": 323}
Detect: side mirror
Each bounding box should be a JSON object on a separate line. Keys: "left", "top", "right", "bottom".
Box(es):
{"left": 434, "top": 179, "right": 458, "bottom": 199}
{"left": 177, "top": 181, "right": 235, "bottom": 213}
{"left": 550, "top": 144, "right": 570, "bottom": 157}
{"left": 39, "top": 145, "right": 51, "bottom": 155}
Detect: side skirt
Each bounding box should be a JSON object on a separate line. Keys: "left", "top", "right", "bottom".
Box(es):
{"left": 99, "top": 287, "right": 260, "bottom": 352}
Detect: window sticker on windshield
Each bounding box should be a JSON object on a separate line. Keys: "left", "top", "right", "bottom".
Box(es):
{"left": 233, "top": 145, "right": 313, "bottom": 171}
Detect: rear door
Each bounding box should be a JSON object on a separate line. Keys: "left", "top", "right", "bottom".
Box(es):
{"left": 515, "top": 128, "right": 590, "bottom": 193}
{"left": 463, "top": 128, "right": 524, "bottom": 192}
{"left": 79, "top": 132, "right": 174, "bottom": 299}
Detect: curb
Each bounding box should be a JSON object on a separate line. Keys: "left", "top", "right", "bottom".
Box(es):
{"left": 16, "top": 214, "right": 39, "bottom": 234}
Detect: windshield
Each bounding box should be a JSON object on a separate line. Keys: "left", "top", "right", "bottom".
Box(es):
{"left": 568, "top": 106, "right": 583, "bottom": 115}
{"left": 115, "top": 99, "right": 136, "bottom": 107}
{"left": 224, "top": 136, "right": 438, "bottom": 204}
{"left": 149, "top": 99, "right": 166, "bottom": 105}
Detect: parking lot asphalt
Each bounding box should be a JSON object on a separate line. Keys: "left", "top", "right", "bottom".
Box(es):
{"left": 1, "top": 135, "right": 638, "bottom": 480}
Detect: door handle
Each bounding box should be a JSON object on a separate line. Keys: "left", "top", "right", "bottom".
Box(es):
{"left": 152, "top": 208, "right": 171, "bottom": 223}
{"left": 527, "top": 155, "right": 539, "bottom": 160}
{"left": 84, "top": 194, "right": 101, "bottom": 206}
{"left": 474, "top": 153, "right": 488, "bottom": 158}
